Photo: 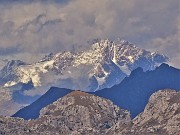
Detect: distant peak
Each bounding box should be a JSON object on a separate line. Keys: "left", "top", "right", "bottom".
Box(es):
{"left": 0, "top": 38, "right": 169, "bottom": 92}
{"left": 40, "top": 53, "right": 54, "bottom": 62}
{"left": 4, "top": 60, "right": 26, "bottom": 70}
{"left": 156, "top": 63, "right": 177, "bottom": 70}
{"left": 87, "top": 38, "right": 101, "bottom": 45}
{"left": 158, "top": 63, "right": 170, "bottom": 68}
{"left": 116, "top": 38, "right": 130, "bottom": 45}
{"left": 7, "top": 60, "right": 25, "bottom": 65}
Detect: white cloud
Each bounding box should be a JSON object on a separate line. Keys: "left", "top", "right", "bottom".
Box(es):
{"left": 0, "top": 0, "right": 179, "bottom": 67}
{"left": 23, "top": 64, "right": 95, "bottom": 96}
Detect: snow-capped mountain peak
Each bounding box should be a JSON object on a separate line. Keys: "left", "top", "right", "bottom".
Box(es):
{"left": 0, "top": 39, "right": 168, "bottom": 92}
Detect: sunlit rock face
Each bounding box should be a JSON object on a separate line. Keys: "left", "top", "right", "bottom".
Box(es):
{"left": 0, "top": 91, "right": 131, "bottom": 135}
{"left": 131, "top": 90, "right": 180, "bottom": 135}
{"left": 107, "top": 89, "right": 180, "bottom": 135}
{"left": 0, "top": 89, "right": 179, "bottom": 135}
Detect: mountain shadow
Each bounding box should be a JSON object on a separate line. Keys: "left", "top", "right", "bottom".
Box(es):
{"left": 94, "top": 63, "right": 180, "bottom": 118}
{"left": 13, "top": 63, "right": 180, "bottom": 119}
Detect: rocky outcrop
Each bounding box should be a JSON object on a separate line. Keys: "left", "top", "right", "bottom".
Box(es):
{"left": 0, "top": 89, "right": 179, "bottom": 135}
{"left": 0, "top": 91, "right": 130, "bottom": 135}
{"left": 37, "top": 91, "right": 130, "bottom": 134}
{"left": 107, "top": 89, "right": 180, "bottom": 135}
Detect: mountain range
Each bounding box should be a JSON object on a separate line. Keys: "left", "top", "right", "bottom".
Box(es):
{"left": 0, "top": 39, "right": 179, "bottom": 134}
{"left": 107, "top": 89, "right": 180, "bottom": 135}
{"left": 1, "top": 89, "right": 179, "bottom": 135}
{"left": 13, "top": 63, "right": 180, "bottom": 120}
{"left": 1, "top": 91, "right": 131, "bottom": 135}
{"left": 94, "top": 63, "right": 180, "bottom": 118}
{"left": 0, "top": 39, "right": 169, "bottom": 116}
{"left": 0, "top": 39, "right": 168, "bottom": 92}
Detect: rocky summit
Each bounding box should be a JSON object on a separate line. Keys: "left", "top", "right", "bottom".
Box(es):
{"left": 0, "top": 91, "right": 130, "bottom": 135}
{"left": 0, "top": 89, "right": 179, "bottom": 135}
{"left": 107, "top": 89, "right": 180, "bottom": 135}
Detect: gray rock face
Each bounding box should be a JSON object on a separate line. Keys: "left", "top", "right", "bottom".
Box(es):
{"left": 0, "top": 91, "right": 130, "bottom": 135}
{"left": 0, "top": 89, "right": 179, "bottom": 135}
{"left": 132, "top": 90, "right": 180, "bottom": 135}
{"left": 107, "top": 89, "right": 180, "bottom": 135}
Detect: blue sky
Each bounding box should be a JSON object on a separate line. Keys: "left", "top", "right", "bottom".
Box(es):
{"left": 0, "top": 0, "right": 179, "bottom": 67}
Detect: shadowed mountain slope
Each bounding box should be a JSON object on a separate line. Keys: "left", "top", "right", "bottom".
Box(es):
{"left": 13, "top": 87, "right": 72, "bottom": 120}
{"left": 94, "top": 63, "right": 180, "bottom": 118}
{"left": 13, "top": 63, "right": 180, "bottom": 120}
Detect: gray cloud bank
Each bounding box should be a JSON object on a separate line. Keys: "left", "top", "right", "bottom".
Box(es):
{"left": 0, "top": 0, "right": 179, "bottom": 67}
